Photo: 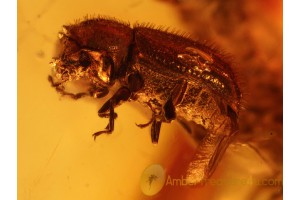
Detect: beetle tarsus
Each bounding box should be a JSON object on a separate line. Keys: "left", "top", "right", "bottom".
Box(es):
{"left": 93, "top": 125, "right": 112, "bottom": 140}
{"left": 48, "top": 75, "right": 88, "bottom": 100}
{"left": 136, "top": 115, "right": 154, "bottom": 128}
{"left": 136, "top": 101, "right": 156, "bottom": 128}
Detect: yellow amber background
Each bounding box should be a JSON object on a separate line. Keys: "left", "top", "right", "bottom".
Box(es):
{"left": 18, "top": 1, "right": 188, "bottom": 199}
{"left": 18, "top": 0, "right": 281, "bottom": 199}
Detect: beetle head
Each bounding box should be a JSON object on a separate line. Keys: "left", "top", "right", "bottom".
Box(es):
{"left": 51, "top": 18, "right": 133, "bottom": 86}
{"left": 52, "top": 44, "right": 114, "bottom": 86}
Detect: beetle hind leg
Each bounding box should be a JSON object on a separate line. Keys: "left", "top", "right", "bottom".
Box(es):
{"left": 150, "top": 119, "right": 162, "bottom": 144}
{"left": 163, "top": 80, "right": 188, "bottom": 121}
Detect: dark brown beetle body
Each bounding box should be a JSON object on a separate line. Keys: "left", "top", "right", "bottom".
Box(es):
{"left": 49, "top": 17, "right": 242, "bottom": 182}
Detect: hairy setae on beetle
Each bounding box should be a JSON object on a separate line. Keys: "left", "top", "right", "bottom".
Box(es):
{"left": 49, "top": 17, "right": 242, "bottom": 181}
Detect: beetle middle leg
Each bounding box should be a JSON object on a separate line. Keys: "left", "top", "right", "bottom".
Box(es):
{"left": 146, "top": 80, "right": 188, "bottom": 143}
{"left": 135, "top": 101, "right": 162, "bottom": 143}
{"left": 92, "top": 86, "right": 131, "bottom": 140}
{"left": 92, "top": 99, "right": 116, "bottom": 140}
{"left": 136, "top": 101, "right": 155, "bottom": 128}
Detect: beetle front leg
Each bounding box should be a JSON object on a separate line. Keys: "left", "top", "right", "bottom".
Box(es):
{"left": 48, "top": 76, "right": 88, "bottom": 99}
{"left": 88, "top": 85, "right": 109, "bottom": 99}
{"left": 93, "top": 86, "right": 131, "bottom": 140}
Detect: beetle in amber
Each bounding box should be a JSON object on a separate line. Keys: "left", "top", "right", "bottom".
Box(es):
{"left": 49, "top": 17, "right": 242, "bottom": 180}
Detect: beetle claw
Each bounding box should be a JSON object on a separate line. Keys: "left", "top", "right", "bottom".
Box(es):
{"left": 92, "top": 129, "right": 112, "bottom": 140}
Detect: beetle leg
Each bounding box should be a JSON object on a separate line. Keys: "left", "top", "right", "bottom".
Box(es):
{"left": 92, "top": 99, "right": 116, "bottom": 140}
{"left": 136, "top": 101, "right": 155, "bottom": 128}
{"left": 151, "top": 119, "right": 162, "bottom": 144}
{"left": 127, "top": 72, "right": 144, "bottom": 92}
{"left": 136, "top": 114, "right": 154, "bottom": 128}
{"left": 88, "top": 85, "right": 109, "bottom": 98}
{"left": 93, "top": 86, "right": 131, "bottom": 140}
{"left": 163, "top": 80, "right": 188, "bottom": 121}
{"left": 163, "top": 98, "right": 176, "bottom": 121}
{"left": 171, "top": 80, "right": 188, "bottom": 105}
{"left": 48, "top": 75, "right": 88, "bottom": 99}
